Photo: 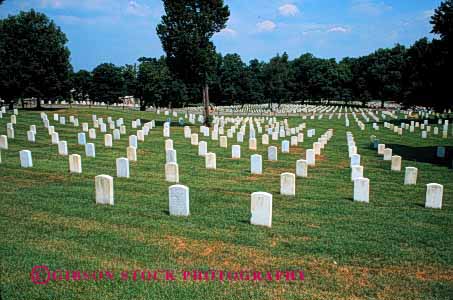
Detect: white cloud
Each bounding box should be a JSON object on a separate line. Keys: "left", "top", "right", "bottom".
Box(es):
{"left": 218, "top": 28, "right": 238, "bottom": 37}
{"left": 40, "top": 0, "right": 64, "bottom": 8}
{"left": 56, "top": 14, "right": 119, "bottom": 25}
{"left": 39, "top": 0, "right": 112, "bottom": 11}
{"left": 256, "top": 20, "right": 276, "bottom": 32}
{"left": 327, "top": 26, "right": 350, "bottom": 33}
{"left": 351, "top": 0, "right": 392, "bottom": 16}
{"left": 278, "top": 4, "right": 299, "bottom": 16}
{"left": 126, "top": 1, "right": 152, "bottom": 17}
{"left": 422, "top": 9, "right": 434, "bottom": 20}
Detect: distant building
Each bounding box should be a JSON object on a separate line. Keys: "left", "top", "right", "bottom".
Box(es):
{"left": 120, "top": 96, "right": 136, "bottom": 106}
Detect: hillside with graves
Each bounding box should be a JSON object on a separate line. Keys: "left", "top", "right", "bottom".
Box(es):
{"left": 0, "top": 103, "right": 452, "bottom": 299}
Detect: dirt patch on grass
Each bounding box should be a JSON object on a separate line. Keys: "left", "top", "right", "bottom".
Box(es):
{"left": 28, "top": 211, "right": 453, "bottom": 299}
{"left": 338, "top": 160, "right": 350, "bottom": 168}
{"left": 247, "top": 175, "right": 262, "bottom": 181}
{"left": 266, "top": 167, "right": 290, "bottom": 175}
{"left": 307, "top": 223, "right": 321, "bottom": 229}
{"left": 30, "top": 238, "right": 146, "bottom": 270}
{"left": 0, "top": 176, "right": 39, "bottom": 189}
{"left": 316, "top": 154, "right": 327, "bottom": 162}
{"left": 289, "top": 147, "right": 305, "bottom": 155}
{"left": 220, "top": 190, "right": 249, "bottom": 198}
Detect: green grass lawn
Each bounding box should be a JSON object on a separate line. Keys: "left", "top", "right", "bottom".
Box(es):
{"left": 1, "top": 107, "right": 452, "bottom": 300}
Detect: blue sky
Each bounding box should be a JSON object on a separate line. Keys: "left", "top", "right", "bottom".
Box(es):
{"left": 0, "top": 0, "right": 442, "bottom": 71}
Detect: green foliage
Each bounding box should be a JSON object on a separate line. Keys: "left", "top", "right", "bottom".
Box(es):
{"left": 136, "top": 57, "right": 187, "bottom": 109}
{"left": 156, "top": 0, "right": 230, "bottom": 89}
{"left": 70, "top": 70, "right": 92, "bottom": 102}
{"left": 90, "top": 63, "right": 124, "bottom": 104}
{"left": 0, "top": 10, "right": 72, "bottom": 107}
{"left": 122, "top": 64, "right": 139, "bottom": 97}
{"left": 0, "top": 2, "right": 452, "bottom": 110}
{"left": 431, "top": 0, "right": 453, "bottom": 43}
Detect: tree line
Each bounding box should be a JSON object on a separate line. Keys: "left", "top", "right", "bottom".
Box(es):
{"left": 0, "top": 1, "right": 452, "bottom": 110}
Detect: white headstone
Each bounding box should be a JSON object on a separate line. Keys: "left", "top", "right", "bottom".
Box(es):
{"left": 58, "top": 141, "right": 68, "bottom": 156}
{"left": 353, "top": 177, "right": 369, "bottom": 203}
{"left": 69, "top": 154, "right": 82, "bottom": 173}
{"left": 268, "top": 146, "right": 278, "bottom": 161}
{"left": 129, "top": 135, "right": 138, "bottom": 148}
{"left": 250, "top": 192, "right": 272, "bottom": 227}
{"left": 95, "top": 175, "right": 114, "bottom": 205}
{"left": 232, "top": 145, "right": 241, "bottom": 159}
{"left": 165, "top": 139, "right": 174, "bottom": 151}
{"left": 19, "top": 150, "right": 33, "bottom": 168}
{"left": 296, "top": 160, "right": 308, "bottom": 177}
{"left": 251, "top": 154, "right": 262, "bottom": 175}
{"left": 280, "top": 173, "right": 295, "bottom": 196}
{"left": 425, "top": 183, "right": 443, "bottom": 209}
{"left": 116, "top": 158, "right": 130, "bottom": 178}
{"left": 113, "top": 129, "right": 121, "bottom": 140}
{"left": 404, "top": 167, "right": 417, "bottom": 185}
{"left": 220, "top": 136, "right": 228, "bottom": 148}
{"left": 198, "top": 141, "right": 207, "bottom": 156}
{"left": 169, "top": 184, "right": 189, "bottom": 216}
{"left": 137, "top": 130, "right": 144, "bottom": 142}
{"left": 89, "top": 128, "right": 96, "bottom": 139}
{"left": 184, "top": 126, "right": 191, "bottom": 138}
{"left": 51, "top": 132, "right": 59, "bottom": 145}
{"left": 383, "top": 148, "right": 392, "bottom": 161}
{"left": 127, "top": 146, "right": 137, "bottom": 162}
{"left": 27, "top": 131, "right": 35, "bottom": 143}
{"left": 165, "top": 162, "right": 179, "bottom": 183}
{"left": 351, "top": 165, "right": 363, "bottom": 181}
{"left": 378, "top": 144, "right": 385, "bottom": 155}
{"left": 205, "top": 152, "right": 216, "bottom": 169}
{"left": 313, "top": 142, "right": 321, "bottom": 155}
{"left": 85, "top": 143, "right": 95, "bottom": 158}
{"left": 78, "top": 133, "right": 86, "bottom": 145}
{"left": 0, "top": 135, "right": 7, "bottom": 150}
{"left": 350, "top": 154, "right": 361, "bottom": 167}
{"left": 166, "top": 149, "right": 177, "bottom": 163}
{"left": 249, "top": 138, "right": 257, "bottom": 150}
{"left": 104, "top": 134, "right": 113, "bottom": 148}
{"left": 282, "top": 140, "right": 290, "bottom": 153}
{"left": 306, "top": 149, "right": 315, "bottom": 166}
{"left": 191, "top": 133, "right": 198, "bottom": 145}
{"left": 391, "top": 155, "right": 402, "bottom": 171}
{"left": 237, "top": 132, "right": 244, "bottom": 143}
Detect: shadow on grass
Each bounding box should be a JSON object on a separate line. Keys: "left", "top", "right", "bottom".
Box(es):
{"left": 21, "top": 107, "right": 62, "bottom": 111}
{"left": 387, "top": 144, "right": 453, "bottom": 168}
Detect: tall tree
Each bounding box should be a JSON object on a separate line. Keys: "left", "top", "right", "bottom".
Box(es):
{"left": 156, "top": 0, "right": 230, "bottom": 126}
{"left": 244, "top": 59, "right": 265, "bottom": 104}
{"left": 262, "top": 53, "right": 291, "bottom": 108}
{"left": 137, "top": 57, "right": 187, "bottom": 110}
{"left": 122, "top": 64, "right": 138, "bottom": 99}
{"left": 430, "top": 0, "right": 452, "bottom": 109}
{"left": 91, "top": 63, "right": 124, "bottom": 104}
{"left": 71, "top": 70, "right": 92, "bottom": 102}
{"left": 0, "top": 10, "right": 72, "bottom": 108}
{"left": 219, "top": 53, "right": 245, "bottom": 105}
{"left": 431, "top": 0, "right": 453, "bottom": 44}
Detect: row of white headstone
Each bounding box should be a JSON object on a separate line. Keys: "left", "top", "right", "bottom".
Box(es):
{"left": 346, "top": 133, "right": 445, "bottom": 208}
